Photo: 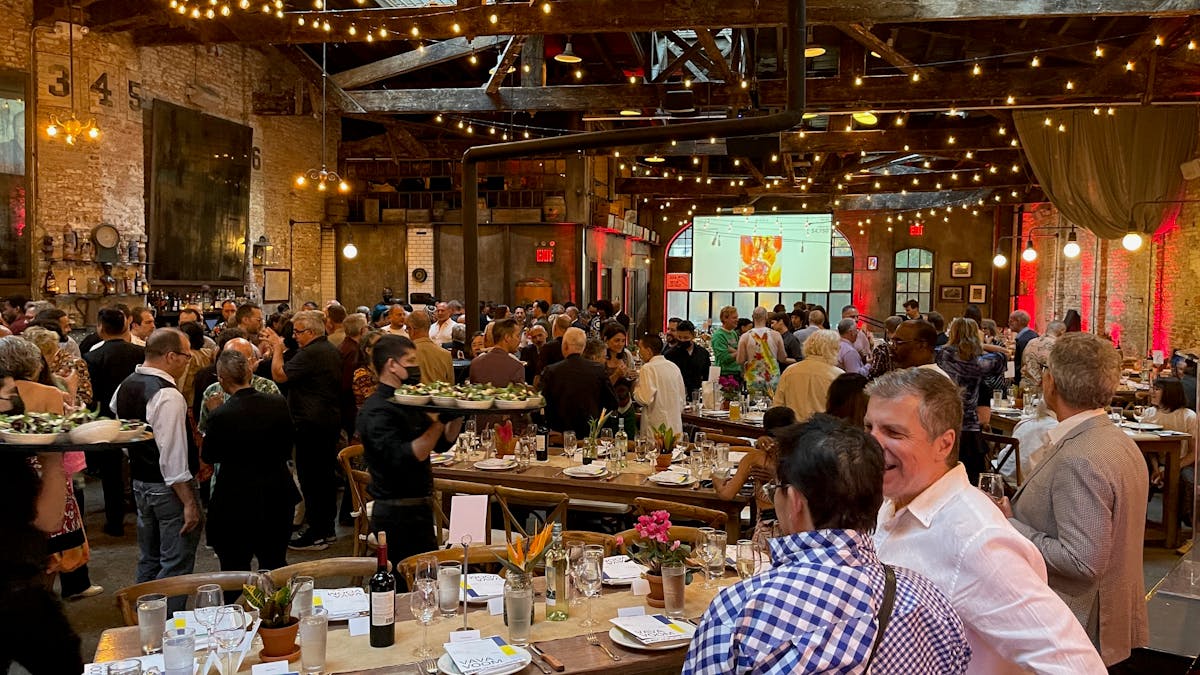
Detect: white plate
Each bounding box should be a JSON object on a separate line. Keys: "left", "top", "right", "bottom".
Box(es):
{"left": 648, "top": 470, "right": 694, "bottom": 486}
{"left": 742, "top": 412, "right": 764, "bottom": 424}
{"left": 0, "top": 430, "right": 60, "bottom": 445}
{"left": 431, "top": 396, "right": 459, "bottom": 407}
{"left": 474, "top": 458, "right": 517, "bottom": 471}
{"left": 430, "top": 453, "right": 455, "bottom": 465}
{"left": 69, "top": 419, "right": 122, "bottom": 444}
{"left": 700, "top": 409, "right": 730, "bottom": 418}
{"left": 438, "top": 648, "right": 531, "bottom": 675}
{"left": 493, "top": 399, "right": 535, "bottom": 410}
{"left": 1123, "top": 422, "right": 1164, "bottom": 431}
{"left": 394, "top": 394, "right": 431, "bottom": 405}
{"left": 608, "top": 626, "right": 688, "bottom": 651}
{"left": 457, "top": 399, "right": 495, "bottom": 410}
{"left": 563, "top": 464, "right": 608, "bottom": 479}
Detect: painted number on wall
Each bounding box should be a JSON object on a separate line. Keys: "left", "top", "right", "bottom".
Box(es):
{"left": 251, "top": 146, "right": 261, "bottom": 170}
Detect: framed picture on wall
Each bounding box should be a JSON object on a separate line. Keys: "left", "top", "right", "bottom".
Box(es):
{"left": 950, "top": 261, "right": 973, "bottom": 278}
{"left": 940, "top": 285, "right": 964, "bottom": 302}
{"left": 867, "top": 256, "right": 879, "bottom": 270}
{"left": 969, "top": 284, "right": 988, "bottom": 303}
{"left": 263, "top": 268, "right": 291, "bottom": 303}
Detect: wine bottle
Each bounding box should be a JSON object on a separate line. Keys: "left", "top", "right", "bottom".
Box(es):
{"left": 544, "top": 522, "right": 568, "bottom": 621}
{"left": 614, "top": 417, "right": 628, "bottom": 464}
{"left": 369, "top": 532, "right": 395, "bottom": 647}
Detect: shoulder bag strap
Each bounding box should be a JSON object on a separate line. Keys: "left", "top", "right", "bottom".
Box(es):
{"left": 864, "top": 564, "right": 897, "bottom": 671}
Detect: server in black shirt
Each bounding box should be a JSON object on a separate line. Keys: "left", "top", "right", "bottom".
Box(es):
{"left": 358, "top": 335, "right": 461, "bottom": 575}
{"left": 264, "top": 310, "right": 343, "bottom": 551}
{"left": 663, "top": 320, "right": 712, "bottom": 398}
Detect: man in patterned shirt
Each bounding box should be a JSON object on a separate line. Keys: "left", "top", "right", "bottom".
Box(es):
{"left": 683, "top": 415, "right": 970, "bottom": 675}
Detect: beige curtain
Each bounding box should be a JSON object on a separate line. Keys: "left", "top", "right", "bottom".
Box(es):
{"left": 1014, "top": 106, "right": 1199, "bottom": 238}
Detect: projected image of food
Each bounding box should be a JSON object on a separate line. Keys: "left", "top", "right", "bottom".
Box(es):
{"left": 739, "top": 235, "right": 783, "bottom": 287}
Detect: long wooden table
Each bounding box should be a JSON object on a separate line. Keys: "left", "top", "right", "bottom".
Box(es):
{"left": 681, "top": 412, "right": 764, "bottom": 440}
{"left": 434, "top": 450, "right": 750, "bottom": 539}
{"left": 990, "top": 412, "right": 1188, "bottom": 548}
{"left": 94, "top": 576, "right": 737, "bottom": 674}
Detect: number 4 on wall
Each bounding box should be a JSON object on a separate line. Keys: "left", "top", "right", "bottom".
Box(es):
{"left": 90, "top": 71, "right": 113, "bottom": 107}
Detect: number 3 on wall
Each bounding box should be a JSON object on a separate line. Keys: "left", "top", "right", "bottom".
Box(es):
{"left": 47, "top": 64, "right": 70, "bottom": 97}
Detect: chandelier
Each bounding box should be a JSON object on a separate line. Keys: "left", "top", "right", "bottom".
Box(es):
{"left": 46, "top": 8, "right": 99, "bottom": 145}
{"left": 295, "top": 33, "right": 348, "bottom": 193}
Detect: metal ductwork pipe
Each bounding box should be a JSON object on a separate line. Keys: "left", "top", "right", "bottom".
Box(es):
{"left": 461, "top": 0, "right": 807, "bottom": 330}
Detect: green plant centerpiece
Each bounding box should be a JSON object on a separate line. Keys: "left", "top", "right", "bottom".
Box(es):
{"left": 243, "top": 575, "right": 299, "bottom": 660}
{"left": 651, "top": 424, "right": 677, "bottom": 469}
{"left": 582, "top": 409, "right": 611, "bottom": 464}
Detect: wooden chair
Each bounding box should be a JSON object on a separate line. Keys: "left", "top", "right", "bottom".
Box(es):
{"left": 560, "top": 531, "right": 618, "bottom": 556}
{"left": 269, "top": 557, "right": 377, "bottom": 589}
{"left": 615, "top": 526, "right": 710, "bottom": 554}
{"left": 494, "top": 485, "right": 569, "bottom": 543}
{"left": 116, "top": 571, "right": 253, "bottom": 626}
{"left": 395, "top": 544, "right": 511, "bottom": 590}
{"left": 635, "top": 497, "right": 728, "bottom": 529}
{"left": 337, "top": 445, "right": 374, "bottom": 557}
{"left": 981, "top": 432, "right": 1022, "bottom": 486}
{"left": 433, "top": 479, "right": 496, "bottom": 545}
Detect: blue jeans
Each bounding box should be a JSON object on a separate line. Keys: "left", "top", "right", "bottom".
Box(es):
{"left": 132, "top": 479, "right": 203, "bottom": 608}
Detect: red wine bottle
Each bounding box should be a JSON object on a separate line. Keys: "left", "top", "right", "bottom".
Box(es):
{"left": 369, "top": 532, "right": 395, "bottom": 647}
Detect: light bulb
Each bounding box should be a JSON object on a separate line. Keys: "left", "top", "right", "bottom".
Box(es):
{"left": 317, "top": 181, "right": 327, "bottom": 192}
{"left": 295, "top": 175, "right": 306, "bottom": 187}
{"left": 993, "top": 252, "right": 1008, "bottom": 268}
{"left": 87, "top": 127, "right": 100, "bottom": 139}
{"left": 1022, "top": 246, "right": 1038, "bottom": 262}
{"left": 1063, "top": 240, "right": 1081, "bottom": 258}
{"left": 338, "top": 181, "right": 350, "bottom": 193}
{"left": 46, "top": 123, "right": 58, "bottom": 137}
{"left": 342, "top": 242, "right": 358, "bottom": 259}
{"left": 1122, "top": 231, "right": 1143, "bottom": 251}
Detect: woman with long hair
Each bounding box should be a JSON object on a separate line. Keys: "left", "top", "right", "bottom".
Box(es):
{"left": 711, "top": 405, "right": 797, "bottom": 550}
{"left": 826, "top": 373, "right": 869, "bottom": 428}
{"left": 936, "top": 318, "right": 1006, "bottom": 483}
{"left": 352, "top": 330, "right": 384, "bottom": 408}
{"left": 602, "top": 322, "right": 634, "bottom": 385}
{"left": 1146, "top": 377, "right": 1196, "bottom": 527}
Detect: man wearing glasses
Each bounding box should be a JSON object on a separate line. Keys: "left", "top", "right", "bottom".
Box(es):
{"left": 684, "top": 415, "right": 970, "bottom": 674}
{"left": 112, "top": 328, "right": 202, "bottom": 608}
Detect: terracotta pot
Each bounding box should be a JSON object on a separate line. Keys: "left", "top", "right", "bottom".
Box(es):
{"left": 496, "top": 438, "right": 517, "bottom": 457}
{"left": 643, "top": 572, "right": 665, "bottom": 608}
{"left": 655, "top": 452, "right": 674, "bottom": 470}
{"left": 258, "top": 619, "right": 299, "bottom": 660}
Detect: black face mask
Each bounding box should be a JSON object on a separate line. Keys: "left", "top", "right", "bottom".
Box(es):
{"left": 676, "top": 340, "right": 692, "bottom": 349}
{"left": 404, "top": 366, "right": 422, "bottom": 385}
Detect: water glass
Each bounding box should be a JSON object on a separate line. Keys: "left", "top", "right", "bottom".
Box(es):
{"left": 161, "top": 627, "right": 195, "bottom": 675}
{"left": 566, "top": 542, "right": 586, "bottom": 607}
{"left": 705, "top": 531, "right": 727, "bottom": 588}
{"left": 716, "top": 443, "right": 730, "bottom": 474}
{"left": 107, "top": 659, "right": 149, "bottom": 675}
{"left": 978, "top": 473, "right": 1006, "bottom": 503}
{"left": 687, "top": 453, "right": 705, "bottom": 481}
{"left": 438, "top": 561, "right": 461, "bottom": 618}
{"left": 634, "top": 437, "right": 650, "bottom": 463}
{"left": 291, "top": 576, "right": 315, "bottom": 618}
{"left": 299, "top": 607, "right": 329, "bottom": 674}
{"left": 563, "top": 431, "right": 577, "bottom": 459}
{"left": 606, "top": 455, "right": 622, "bottom": 477}
{"left": 136, "top": 593, "right": 168, "bottom": 655}
{"left": 736, "top": 540, "right": 759, "bottom": 579}
{"left": 661, "top": 562, "right": 687, "bottom": 618}
{"left": 693, "top": 431, "right": 707, "bottom": 449}
{"left": 504, "top": 583, "right": 533, "bottom": 646}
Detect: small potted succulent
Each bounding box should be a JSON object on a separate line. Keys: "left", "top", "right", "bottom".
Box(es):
{"left": 616, "top": 510, "right": 692, "bottom": 608}
{"left": 243, "top": 575, "right": 297, "bottom": 661}
{"left": 651, "top": 424, "right": 677, "bottom": 470}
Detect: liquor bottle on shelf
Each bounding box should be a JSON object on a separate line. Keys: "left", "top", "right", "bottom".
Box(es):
{"left": 369, "top": 532, "right": 396, "bottom": 647}
{"left": 66, "top": 267, "right": 77, "bottom": 295}
{"left": 544, "top": 522, "right": 568, "bottom": 621}
{"left": 42, "top": 268, "right": 58, "bottom": 296}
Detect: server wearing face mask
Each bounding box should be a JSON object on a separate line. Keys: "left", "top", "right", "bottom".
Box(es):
{"left": 358, "top": 335, "right": 462, "bottom": 577}
{"left": 664, "top": 320, "right": 712, "bottom": 399}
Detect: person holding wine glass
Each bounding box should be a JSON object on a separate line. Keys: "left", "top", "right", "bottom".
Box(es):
{"left": 684, "top": 414, "right": 971, "bottom": 674}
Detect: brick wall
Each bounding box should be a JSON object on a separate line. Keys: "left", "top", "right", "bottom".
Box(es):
{"left": 407, "top": 223, "right": 435, "bottom": 297}
{"left": 0, "top": 0, "right": 333, "bottom": 318}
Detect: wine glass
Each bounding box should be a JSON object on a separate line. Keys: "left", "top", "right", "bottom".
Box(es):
{"left": 480, "top": 427, "right": 496, "bottom": 458}
{"left": 409, "top": 585, "right": 438, "bottom": 658}
{"left": 978, "top": 473, "right": 1006, "bottom": 504}
{"left": 193, "top": 583, "right": 223, "bottom": 663}
{"left": 695, "top": 527, "right": 717, "bottom": 589}
{"left": 566, "top": 542, "right": 586, "bottom": 608}
{"left": 562, "top": 431, "right": 577, "bottom": 460}
{"left": 693, "top": 431, "right": 707, "bottom": 449}
{"left": 735, "top": 540, "right": 759, "bottom": 579}
{"left": 576, "top": 552, "right": 603, "bottom": 628}
{"left": 634, "top": 437, "right": 650, "bottom": 464}
{"left": 1133, "top": 405, "right": 1146, "bottom": 427}
{"left": 414, "top": 556, "right": 438, "bottom": 592}
{"left": 599, "top": 428, "right": 613, "bottom": 457}
{"left": 212, "top": 605, "right": 246, "bottom": 675}
{"left": 464, "top": 418, "right": 477, "bottom": 438}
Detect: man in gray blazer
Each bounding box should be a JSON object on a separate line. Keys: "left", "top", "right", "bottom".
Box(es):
{"left": 1002, "top": 332, "right": 1149, "bottom": 667}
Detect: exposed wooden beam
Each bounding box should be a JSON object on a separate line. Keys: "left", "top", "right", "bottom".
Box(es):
{"left": 273, "top": 46, "right": 366, "bottom": 114}
{"left": 782, "top": 126, "right": 1014, "bottom": 153}
{"left": 145, "top": 0, "right": 1200, "bottom": 45}
{"left": 695, "top": 29, "right": 738, "bottom": 83}
{"left": 485, "top": 36, "right": 526, "bottom": 94}
{"left": 616, "top": 171, "right": 1029, "bottom": 196}
{"left": 837, "top": 23, "right": 929, "bottom": 78}
{"left": 331, "top": 35, "right": 509, "bottom": 90}
{"left": 652, "top": 41, "right": 706, "bottom": 83}
{"left": 521, "top": 34, "right": 545, "bottom": 87}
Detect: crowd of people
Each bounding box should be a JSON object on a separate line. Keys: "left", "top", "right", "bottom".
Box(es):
{"left": 0, "top": 289, "right": 1189, "bottom": 673}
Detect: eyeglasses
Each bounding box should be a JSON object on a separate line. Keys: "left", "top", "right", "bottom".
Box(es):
{"left": 294, "top": 328, "right": 312, "bottom": 336}
{"left": 760, "top": 481, "right": 785, "bottom": 501}
{"left": 169, "top": 350, "right": 190, "bottom": 358}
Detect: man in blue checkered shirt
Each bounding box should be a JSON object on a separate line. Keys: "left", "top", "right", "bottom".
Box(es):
{"left": 683, "top": 415, "right": 971, "bottom": 674}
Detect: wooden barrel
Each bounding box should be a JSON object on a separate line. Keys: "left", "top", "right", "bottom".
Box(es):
{"left": 514, "top": 278, "right": 553, "bottom": 306}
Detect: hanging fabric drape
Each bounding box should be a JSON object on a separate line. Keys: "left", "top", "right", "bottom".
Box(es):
{"left": 1014, "top": 106, "right": 1199, "bottom": 239}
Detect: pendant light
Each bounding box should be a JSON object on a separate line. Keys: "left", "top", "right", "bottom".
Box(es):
{"left": 804, "top": 26, "right": 825, "bottom": 58}
{"left": 1122, "top": 227, "right": 1144, "bottom": 251}
{"left": 45, "top": 7, "right": 99, "bottom": 145}
{"left": 342, "top": 232, "right": 358, "bottom": 259}
{"left": 554, "top": 37, "right": 582, "bottom": 63}
{"left": 1021, "top": 238, "right": 1038, "bottom": 262}
{"left": 295, "top": 25, "right": 349, "bottom": 193}
{"left": 851, "top": 111, "right": 878, "bottom": 126}
{"left": 1062, "top": 228, "right": 1081, "bottom": 258}
{"left": 992, "top": 251, "right": 1008, "bottom": 268}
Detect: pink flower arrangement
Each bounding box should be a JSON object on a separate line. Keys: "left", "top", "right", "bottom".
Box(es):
{"left": 624, "top": 510, "right": 692, "bottom": 573}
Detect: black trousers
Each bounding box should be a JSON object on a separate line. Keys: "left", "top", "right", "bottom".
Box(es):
{"left": 0, "top": 583, "right": 83, "bottom": 674}
{"left": 294, "top": 425, "right": 341, "bottom": 538}
{"left": 371, "top": 502, "right": 437, "bottom": 592}
{"left": 959, "top": 429, "right": 987, "bottom": 486}
{"left": 86, "top": 449, "right": 127, "bottom": 533}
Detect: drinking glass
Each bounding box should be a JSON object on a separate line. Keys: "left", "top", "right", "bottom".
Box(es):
{"left": 504, "top": 578, "right": 533, "bottom": 647}
{"left": 480, "top": 428, "right": 496, "bottom": 458}
{"left": 137, "top": 593, "right": 168, "bottom": 655}
{"left": 701, "top": 441, "right": 716, "bottom": 473}
{"left": 107, "top": 659, "right": 149, "bottom": 675}
{"left": 687, "top": 453, "right": 705, "bottom": 481}
{"left": 661, "top": 562, "right": 687, "bottom": 618}
{"left": 1133, "top": 405, "right": 1146, "bottom": 427}
{"left": 193, "top": 584, "right": 222, "bottom": 663}
{"left": 978, "top": 473, "right": 1006, "bottom": 504}
{"left": 409, "top": 585, "right": 438, "bottom": 658}
{"left": 634, "top": 437, "right": 650, "bottom": 463}
{"left": 693, "top": 431, "right": 707, "bottom": 449}
{"left": 212, "top": 605, "right": 246, "bottom": 675}
{"left": 606, "top": 455, "right": 622, "bottom": 477}
{"left": 673, "top": 437, "right": 689, "bottom": 460}
{"left": 577, "top": 551, "right": 603, "bottom": 628}
{"left": 736, "top": 540, "right": 759, "bottom": 579}
{"left": 599, "top": 428, "right": 613, "bottom": 456}
{"left": 706, "top": 531, "right": 728, "bottom": 587}
{"left": 715, "top": 443, "right": 730, "bottom": 475}
{"left": 1108, "top": 405, "right": 1124, "bottom": 424}
{"left": 563, "top": 431, "right": 577, "bottom": 460}
{"left": 695, "top": 527, "right": 717, "bottom": 588}
{"left": 291, "top": 576, "right": 315, "bottom": 618}
{"left": 566, "top": 542, "right": 586, "bottom": 607}
{"left": 414, "top": 556, "right": 438, "bottom": 592}
{"left": 438, "top": 560, "right": 462, "bottom": 618}
{"left": 161, "top": 627, "right": 195, "bottom": 675}
{"left": 464, "top": 418, "right": 477, "bottom": 438}
{"left": 299, "top": 607, "right": 328, "bottom": 674}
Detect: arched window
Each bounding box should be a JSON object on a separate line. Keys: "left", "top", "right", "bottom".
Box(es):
{"left": 894, "top": 248, "right": 933, "bottom": 313}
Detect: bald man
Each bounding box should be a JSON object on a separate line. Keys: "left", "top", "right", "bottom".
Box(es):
{"left": 197, "top": 337, "right": 282, "bottom": 433}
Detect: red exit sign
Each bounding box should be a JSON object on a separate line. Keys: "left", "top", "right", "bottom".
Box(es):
{"left": 909, "top": 222, "right": 925, "bottom": 237}
{"left": 535, "top": 246, "right": 555, "bottom": 263}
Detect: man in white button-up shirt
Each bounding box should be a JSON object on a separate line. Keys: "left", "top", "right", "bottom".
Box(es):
{"left": 866, "top": 368, "right": 1104, "bottom": 674}
{"left": 633, "top": 333, "right": 686, "bottom": 437}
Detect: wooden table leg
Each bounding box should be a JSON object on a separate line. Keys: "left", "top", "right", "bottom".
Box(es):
{"left": 725, "top": 507, "right": 741, "bottom": 540}
{"left": 1164, "top": 441, "right": 1183, "bottom": 549}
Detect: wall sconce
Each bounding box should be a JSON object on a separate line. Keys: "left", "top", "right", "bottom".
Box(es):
{"left": 252, "top": 235, "right": 272, "bottom": 265}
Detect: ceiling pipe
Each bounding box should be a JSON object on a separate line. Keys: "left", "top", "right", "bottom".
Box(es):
{"left": 461, "top": 0, "right": 808, "bottom": 330}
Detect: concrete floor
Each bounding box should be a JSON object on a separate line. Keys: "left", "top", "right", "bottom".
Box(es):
{"left": 59, "top": 476, "right": 1191, "bottom": 664}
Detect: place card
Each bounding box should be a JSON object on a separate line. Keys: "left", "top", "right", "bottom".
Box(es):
{"left": 347, "top": 616, "right": 370, "bottom": 637}
{"left": 449, "top": 630, "right": 482, "bottom": 643}
{"left": 251, "top": 661, "right": 291, "bottom": 675}
{"left": 602, "top": 555, "right": 648, "bottom": 581}
{"left": 630, "top": 578, "right": 650, "bottom": 596}
{"left": 487, "top": 597, "right": 504, "bottom": 615}
{"left": 313, "top": 588, "right": 368, "bottom": 620}
{"left": 617, "top": 606, "right": 646, "bottom": 617}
